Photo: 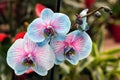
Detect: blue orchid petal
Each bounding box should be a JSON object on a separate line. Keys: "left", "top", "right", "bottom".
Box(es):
{"left": 23, "top": 33, "right": 38, "bottom": 53}
{"left": 53, "top": 34, "right": 66, "bottom": 41}
{"left": 37, "top": 36, "right": 50, "bottom": 47}
{"left": 66, "top": 30, "right": 92, "bottom": 64}
{"left": 41, "top": 8, "right": 54, "bottom": 24}
{"left": 79, "top": 9, "right": 89, "bottom": 30}
{"left": 50, "top": 13, "right": 71, "bottom": 35}
{"left": 27, "top": 18, "right": 46, "bottom": 42}
{"left": 32, "top": 44, "right": 55, "bottom": 76}
{"left": 55, "top": 59, "right": 64, "bottom": 65}
{"left": 50, "top": 38, "right": 66, "bottom": 65}
{"left": 7, "top": 39, "right": 29, "bottom": 75}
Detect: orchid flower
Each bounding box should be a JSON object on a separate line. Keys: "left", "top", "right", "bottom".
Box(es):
{"left": 50, "top": 30, "right": 92, "bottom": 65}
{"left": 27, "top": 8, "right": 71, "bottom": 44}
{"left": 6, "top": 34, "right": 55, "bottom": 76}
{"left": 79, "top": 9, "right": 89, "bottom": 31}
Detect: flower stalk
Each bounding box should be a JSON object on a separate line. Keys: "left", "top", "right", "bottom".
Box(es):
{"left": 56, "top": 0, "right": 61, "bottom": 12}
{"left": 82, "top": 6, "right": 112, "bottom": 18}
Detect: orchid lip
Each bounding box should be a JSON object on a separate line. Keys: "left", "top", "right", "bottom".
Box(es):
{"left": 22, "top": 57, "right": 35, "bottom": 67}
{"left": 64, "top": 47, "right": 75, "bottom": 60}
{"left": 44, "top": 27, "right": 54, "bottom": 37}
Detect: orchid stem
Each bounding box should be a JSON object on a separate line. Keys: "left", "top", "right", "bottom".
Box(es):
{"left": 50, "top": 0, "right": 62, "bottom": 80}
{"left": 56, "top": 0, "right": 61, "bottom": 12}
{"left": 82, "top": 6, "right": 111, "bottom": 18}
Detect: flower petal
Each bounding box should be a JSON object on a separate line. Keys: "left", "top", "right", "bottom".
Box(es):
{"left": 53, "top": 34, "right": 66, "bottom": 41}
{"left": 7, "top": 39, "right": 29, "bottom": 75}
{"left": 50, "top": 38, "right": 66, "bottom": 64}
{"left": 27, "top": 18, "right": 46, "bottom": 42}
{"left": 32, "top": 44, "right": 55, "bottom": 76}
{"left": 37, "top": 36, "right": 50, "bottom": 47}
{"left": 50, "top": 13, "right": 71, "bottom": 35}
{"left": 40, "top": 8, "right": 54, "bottom": 24}
{"left": 23, "top": 33, "right": 37, "bottom": 53}
{"left": 67, "top": 30, "right": 92, "bottom": 61}
{"left": 79, "top": 9, "right": 89, "bottom": 30}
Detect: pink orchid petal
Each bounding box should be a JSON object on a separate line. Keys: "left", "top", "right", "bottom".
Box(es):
{"left": 7, "top": 39, "right": 29, "bottom": 75}
{"left": 40, "top": 8, "right": 54, "bottom": 25}
{"left": 50, "top": 13, "right": 71, "bottom": 35}
{"left": 50, "top": 39, "right": 66, "bottom": 64}
{"left": 32, "top": 44, "right": 55, "bottom": 76}
{"left": 23, "top": 33, "right": 37, "bottom": 53}
{"left": 27, "top": 18, "right": 46, "bottom": 42}
{"left": 67, "top": 30, "right": 92, "bottom": 60}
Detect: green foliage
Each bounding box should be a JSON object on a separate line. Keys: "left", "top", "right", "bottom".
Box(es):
{"left": 57, "top": 42, "right": 120, "bottom": 80}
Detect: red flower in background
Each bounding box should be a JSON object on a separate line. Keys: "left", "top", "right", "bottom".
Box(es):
{"left": 85, "top": 0, "right": 95, "bottom": 9}
{"left": 14, "top": 32, "right": 26, "bottom": 41}
{"left": 0, "top": 0, "right": 7, "bottom": 13}
{"left": 25, "top": 69, "right": 34, "bottom": 74}
{"left": 35, "top": 3, "right": 46, "bottom": 17}
{"left": 0, "top": 33, "right": 9, "bottom": 42}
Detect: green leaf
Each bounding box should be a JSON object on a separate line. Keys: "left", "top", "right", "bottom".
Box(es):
{"left": 97, "top": 67, "right": 104, "bottom": 80}
{"left": 100, "top": 48, "right": 120, "bottom": 55}
{"left": 91, "top": 43, "right": 99, "bottom": 57}
{"left": 97, "top": 25, "right": 104, "bottom": 51}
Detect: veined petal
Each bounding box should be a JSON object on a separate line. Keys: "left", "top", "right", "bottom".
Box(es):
{"left": 50, "top": 13, "right": 71, "bottom": 35}
{"left": 32, "top": 44, "right": 55, "bottom": 76}
{"left": 27, "top": 18, "right": 46, "bottom": 42}
{"left": 7, "top": 39, "right": 29, "bottom": 75}
{"left": 79, "top": 9, "right": 89, "bottom": 30}
{"left": 68, "top": 30, "right": 92, "bottom": 60}
{"left": 23, "top": 33, "right": 37, "bottom": 53}
{"left": 41, "top": 8, "right": 54, "bottom": 24}
{"left": 50, "top": 38, "right": 66, "bottom": 64}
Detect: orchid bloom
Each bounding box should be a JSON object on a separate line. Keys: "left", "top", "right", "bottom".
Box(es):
{"left": 7, "top": 33, "right": 55, "bottom": 76}
{"left": 27, "top": 8, "right": 71, "bottom": 43}
{"left": 79, "top": 9, "right": 89, "bottom": 31}
{"left": 50, "top": 30, "right": 92, "bottom": 65}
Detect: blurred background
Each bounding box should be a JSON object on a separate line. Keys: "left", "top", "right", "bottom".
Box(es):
{"left": 0, "top": 0, "right": 120, "bottom": 80}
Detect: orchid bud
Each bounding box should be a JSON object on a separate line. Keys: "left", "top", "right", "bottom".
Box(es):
{"left": 94, "top": 11, "right": 101, "bottom": 18}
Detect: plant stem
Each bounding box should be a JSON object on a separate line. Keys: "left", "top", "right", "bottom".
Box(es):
{"left": 82, "top": 6, "right": 111, "bottom": 18}
{"left": 50, "top": 66, "right": 55, "bottom": 80}
{"left": 82, "top": 7, "right": 104, "bottom": 18}
{"left": 56, "top": 0, "right": 61, "bottom": 12}
{"left": 50, "top": 0, "right": 62, "bottom": 80}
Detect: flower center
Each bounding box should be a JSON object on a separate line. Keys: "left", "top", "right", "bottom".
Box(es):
{"left": 44, "top": 28, "right": 54, "bottom": 37}
{"left": 22, "top": 57, "right": 35, "bottom": 67}
{"left": 64, "top": 48, "right": 75, "bottom": 59}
